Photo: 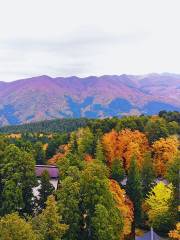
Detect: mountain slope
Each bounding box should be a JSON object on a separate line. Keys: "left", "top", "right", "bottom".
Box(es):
{"left": 0, "top": 74, "right": 180, "bottom": 126}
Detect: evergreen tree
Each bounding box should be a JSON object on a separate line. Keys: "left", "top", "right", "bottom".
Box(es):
{"left": 80, "top": 163, "right": 123, "bottom": 239}
{"left": 34, "top": 142, "right": 46, "bottom": 165}
{"left": 126, "top": 156, "right": 143, "bottom": 230}
{"left": 38, "top": 170, "right": 54, "bottom": 211}
{"left": 95, "top": 139, "right": 105, "bottom": 163}
{"left": 166, "top": 155, "right": 180, "bottom": 195}
{"left": 111, "top": 159, "right": 125, "bottom": 184}
{"left": 57, "top": 176, "right": 81, "bottom": 240}
{"left": 141, "top": 152, "right": 155, "bottom": 198}
{"left": 92, "top": 203, "right": 123, "bottom": 240}
{"left": 32, "top": 195, "right": 68, "bottom": 240}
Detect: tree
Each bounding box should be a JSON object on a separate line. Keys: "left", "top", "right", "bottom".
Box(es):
{"left": 32, "top": 195, "right": 68, "bottom": 240}
{"left": 110, "top": 179, "right": 134, "bottom": 238}
{"left": 57, "top": 176, "right": 81, "bottom": 240}
{"left": 141, "top": 152, "right": 155, "bottom": 198}
{"left": 169, "top": 223, "right": 180, "bottom": 239}
{"left": 77, "top": 127, "right": 95, "bottom": 157}
{"left": 0, "top": 213, "right": 38, "bottom": 240}
{"left": 34, "top": 142, "right": 46, "bottom": 165}
{"left": 152, "top": 136, "right": 178, "bottom": 176}
{"left": 92, "top": 203, "right": 123, "bottom": 240}
{"left": 117, "top": 129, "right": 149, "bottom": 170}
{"left": 102, "top": 129, "right": 149, "bottom": 170}
{"left": 0, "top": 145, "right": 37, "bottom": 216}
{"left": 95, "top": 139, "right": 105, "bottom": 163}
{"left": 166, "top": 155, "right": 180, "bottom": 200}
{"left": 111, "top": 158, "right": 125, "bottom": 184}
{"left": 102, "top": 129, "right": 119, "bottom": 165}
{"left": 80, "top": 162, "right": 123, "bottom": 239}
{"left": 145, "top": 182, "right": 175, "bottom": 233}
{"left": 126, "top": 156, "right": 143, "bottom": 230}
{"left": 145, "top": 117, "right": 169, "bottom": 143}
{"left": 38, "top": 170, "right": 54, "bottom": 211}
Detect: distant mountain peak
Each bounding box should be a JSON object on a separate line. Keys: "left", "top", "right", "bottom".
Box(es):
{"left": 0, "top": 74, "right": 179, "bottom": 126}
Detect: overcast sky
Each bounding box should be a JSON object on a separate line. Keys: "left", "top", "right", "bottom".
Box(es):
{"left": 0, "top": 0, "right": 180, "bottom": 81}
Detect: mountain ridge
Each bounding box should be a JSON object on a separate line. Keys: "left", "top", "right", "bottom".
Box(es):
{"left": 0, "top": 73, "right": 180, "bottom": 126}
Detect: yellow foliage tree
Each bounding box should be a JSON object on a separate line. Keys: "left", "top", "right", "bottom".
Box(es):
{"left": 144, "top": 182, "right": 174, "bottom": 232}
{"left": 152, "top": 136, "right": 179, "bottom": 176}
{"left": 0, "top": 213, "right": 37, "bottom": 240}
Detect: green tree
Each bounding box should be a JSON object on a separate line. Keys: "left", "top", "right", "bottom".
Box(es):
{"left": 32, "top": 195, "right": 68, "bottom": 240}
{"left": 0, "top": 145, "right": 37, "bottom": 216}
{"left": 80, "top": 162, "right": 123, "bottom": 239}
{"left": 34, "top": 142, "right": 46, "bottom": 165}
{"left": 57, "top": 176, "right": 81, "bottom": 240}
{"left": 166, "top": 155, "right": 180, "bottom": 205}
{"left": 77, "top": 127, "right": 95, "bottom": 157}
{"left": 95, "top": 139, "right": 105, "bottom": 163}
{"left": 111, "top": 159, "right": 125, "bottom": 184}
{"left": 145, "top": 118, "right": 169, "bottom": 143}
{"left": 126, "top": 156, "right": 143, "bottom": 230}
{"left": 92, "top": 204, "right": 122, "bottom": 240}
{"left": 0, "top": 213, "right": 38, "bottom": 240}
{"left": 38, "top": 170, "right": 54, "bottom": 211}
{"left": 141, "top": 152, "right": 155, "bottom": 198}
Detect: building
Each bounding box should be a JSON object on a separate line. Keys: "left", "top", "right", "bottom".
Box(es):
{"left": 33, "top": 165, "right": 59, "bottom": 198}
{"left": 136, "top": 228, "right": 165, "bottom": 240}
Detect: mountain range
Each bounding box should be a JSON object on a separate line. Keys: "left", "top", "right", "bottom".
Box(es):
{"left": 0, "top": 73, "right": 180, "bottom": 126}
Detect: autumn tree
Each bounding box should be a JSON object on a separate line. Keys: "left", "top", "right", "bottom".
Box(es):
{"left": 169, "top": 223, "right": 180, "bottom": 239}
{"left": 145, "top": 182, "right": 176, "bottom": 233}
{"left": 126, "top": 156, "right": 143, "bottom": 231}
{"left": 117, "top": 129, "right": 149, "bottom": 170}
{"left": 32, "top": 195, "right": 68, "bottom": 240}
{"left": 102, "top": 129, "right": 149, "bottom": 170}
{"left": 152, "top": 136, "right": 179, "bottom": 176}
{"left": 0, "top": 213, "right": 38, "bottom": 240}
{"left": 110, "top": 179, "right": 134, "bottom": 238}
{"left": 102, "top": 129, "right": 119, "bottom": 165}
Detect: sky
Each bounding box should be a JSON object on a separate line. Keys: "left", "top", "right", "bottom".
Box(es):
{"left": 0, "top": 0, "right": 180, "bottom": 81}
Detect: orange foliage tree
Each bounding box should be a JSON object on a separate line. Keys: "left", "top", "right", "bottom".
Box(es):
{"left": 169, "top": 223, "right": 180, "bottom": 239}
{"left": 102, "top": 129, "right": 149, "bottom": 170}
{"left": 102, "top": 130, "right": 119, "bottom": 165}
{"left": 109, "top": 179, "right": 134, "bottom": 239}
{"left": 152, "top": 136, "right": 179, "bottom": 176}
{"left": 48, "top": 144, "right": 69, "bottom": 165}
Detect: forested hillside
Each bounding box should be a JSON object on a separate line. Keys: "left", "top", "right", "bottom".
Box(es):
{"left": 0, "top": 74, "right": 180, "bottom": 126}
{"left": 0, "top": 111, "right": 179, "bottom": 239}
{"left": 0, "top": 110, "right": 180, "bottom": 135}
